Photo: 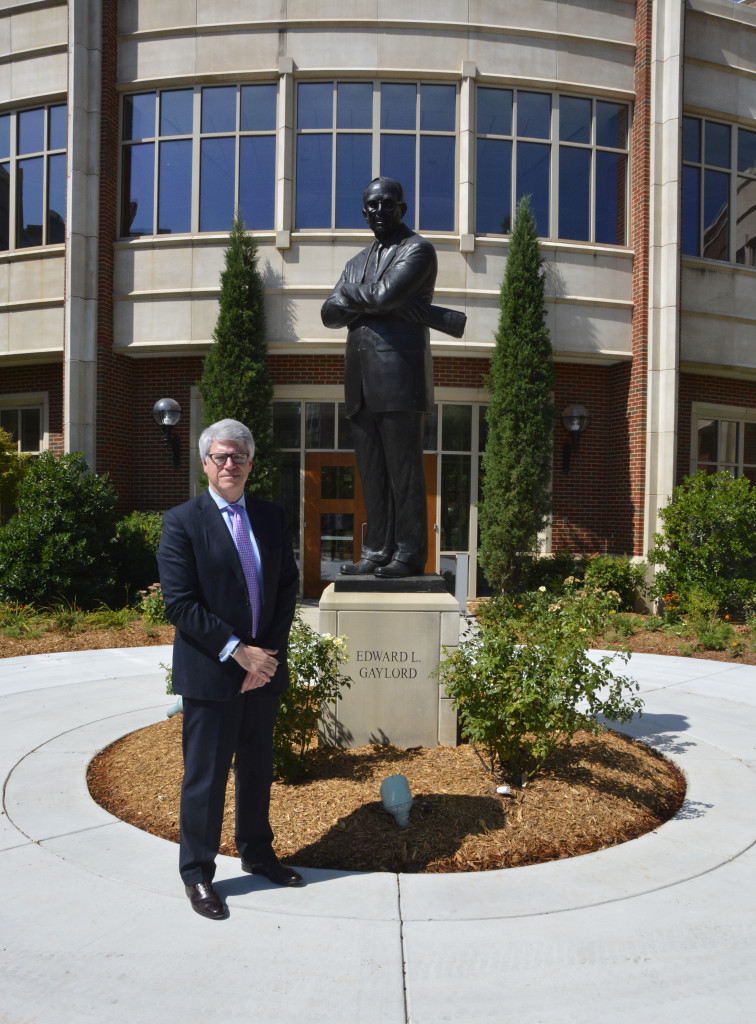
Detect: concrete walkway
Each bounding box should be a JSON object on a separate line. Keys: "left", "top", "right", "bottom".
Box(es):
{"left": 2, "top": 623, "right": 755, "bottom": 1023}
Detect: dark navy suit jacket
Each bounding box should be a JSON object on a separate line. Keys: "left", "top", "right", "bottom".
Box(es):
{"left": 157, "top": 488, "right": 298, "bottom": 702}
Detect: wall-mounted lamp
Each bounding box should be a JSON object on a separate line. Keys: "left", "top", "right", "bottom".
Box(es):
{"left": 561, "top": 404, "right": 591, "bottom": 474}
{"left": 152, "top": 398, "right": 182, "bottom": 468}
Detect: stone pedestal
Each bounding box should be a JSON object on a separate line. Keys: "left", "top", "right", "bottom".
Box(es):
{"left": 318, "top": 575, "right": 460, "bottom": 749}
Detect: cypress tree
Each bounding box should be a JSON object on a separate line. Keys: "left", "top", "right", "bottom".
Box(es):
{"left": 478, "top": 196, "right": 555, "bottom": 593}
{"left": 199, "top": 212, "right": 277, "bottom": 499}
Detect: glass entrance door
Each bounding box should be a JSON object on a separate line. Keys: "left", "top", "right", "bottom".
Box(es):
{"left": 304, "top": 453, "right": 366, "bottom": 597}
{"left": 303, "top": 452, "right": 439, "bottom": 598}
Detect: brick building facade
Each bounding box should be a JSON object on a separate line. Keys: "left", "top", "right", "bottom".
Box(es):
{"left": 1, "top": 0, "right": 755, "bottom": 596}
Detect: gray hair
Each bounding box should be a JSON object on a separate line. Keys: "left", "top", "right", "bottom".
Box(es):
{"left": 198, "top": 419, "right": 255, "bottom": 460}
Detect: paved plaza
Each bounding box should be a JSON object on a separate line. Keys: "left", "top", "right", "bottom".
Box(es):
{"left": 2, "top": 625, "right": 755, "bottom": 1023}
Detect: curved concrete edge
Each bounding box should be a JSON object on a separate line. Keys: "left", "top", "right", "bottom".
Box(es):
{"left": 3, "top": 647, "right": 756, "bottom": 923}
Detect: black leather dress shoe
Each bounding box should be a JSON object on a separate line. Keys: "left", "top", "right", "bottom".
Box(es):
{"left": 185, "top": 881, "right": 227, "bottom": 920}
{"left": 241, "top": 856, "right": 304, "bottom": 887}
{"left": 339, "top": 557, "right": 387, "bottom": 575}
{"left": 374, "top": 559, "right": 423, "bottom": 578}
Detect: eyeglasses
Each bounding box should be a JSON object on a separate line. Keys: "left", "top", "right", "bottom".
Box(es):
{"left": 206, "top": 452, "right": 250, "bottom": 466}
{"left": 365, "top": 197, "right": 398, "bottom": 213}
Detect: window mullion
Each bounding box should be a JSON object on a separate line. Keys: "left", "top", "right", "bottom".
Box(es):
{"left": 730, "top": 126, "right": 738, "bottom": 264}
{"left": 550, "top": 97, "right": 559, "bottom": 241}
{"left": 151, "top": 94, "right": 159, "bottom": 236}
{"left": 589, "top": 100, "right": 596, "bottom": 243}
{"left": 372, "top": 81, "right": 380, "bottom": 179}
{"left": 41, "top": 108, "right": 48, "bottom": 245}
{"left": 234, "top": 86, "right": 241, "bottom": 216}
{"left": 699, "top": 150, "right": 705, "bottom": 258}
{"left": 190, "top": 89, "right": 201, "bottom": 234}
{"left": 459, "top": 70, "right": 474, "bottom": 242}
{"left": 414, "top": 87, "right": 421, "bottom": 230}
{"left": 331, "top": 85, "right": 338, "bottom": 229}
{"left": 8, "top": 112, "right": 17, "bottom": 252}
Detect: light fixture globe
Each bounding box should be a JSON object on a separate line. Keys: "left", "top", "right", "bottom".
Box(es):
{"left": 152, "top": 398, "right": 182, "bottom": 468}
{"left": 560, "top": 404, "right": 592, "bottom": 475}
{"left": 152, "top": 397, "right": 182, "bottom": 429}
{"left": 560, "top": 404, "right": 591, "bottom": 437}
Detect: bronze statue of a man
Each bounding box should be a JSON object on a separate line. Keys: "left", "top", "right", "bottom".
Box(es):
{"left": 321, "top": 177, "right": 465, "bottom": 578}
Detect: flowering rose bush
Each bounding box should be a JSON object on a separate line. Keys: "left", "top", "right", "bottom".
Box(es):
{"left": 437, "top": 581, "right": 643, "bottom": 784}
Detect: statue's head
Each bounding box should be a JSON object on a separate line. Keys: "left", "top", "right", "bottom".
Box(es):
{"left": 362, "top": 177, "right": 407, "bottom": 241}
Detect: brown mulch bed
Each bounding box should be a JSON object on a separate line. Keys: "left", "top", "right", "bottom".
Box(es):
{"left": 3, "top": 618, "right": 719, "bottom": 874}
{"left": 0, "top": 623, "right": 176, "bottom": 658}
{"left": 594, "top": 628, "right": 756, "bottom": 664}
{"left": 87, "top": 716, "right": 686, "bottom": 874}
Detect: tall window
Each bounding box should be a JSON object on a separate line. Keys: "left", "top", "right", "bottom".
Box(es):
{"left": 695, "top": 411, "right": 756, "bottom": 485}
{"left": 0, "top": 104, "right": 66, "bottom": 251}
{"left": 295, "top": 81, "right": 457, "bottom": 231}
{"left": 476, "top": 88, "right": 551, "bottom": 236}
{"left": 121, "top": 85, "right": 277, "bottom": 237}
{"left": 682, "top": 116, "right": 756, "bottom": 265}
{"left": 0, "top": 401, "right": 44, "bottom": 452}
{"left": 475, "top": 89, "right": 629, "bottom": 244}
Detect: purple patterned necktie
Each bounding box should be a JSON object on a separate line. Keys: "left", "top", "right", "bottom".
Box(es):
{"left": 227, "top": 503, "right": 261, "bottom": 638}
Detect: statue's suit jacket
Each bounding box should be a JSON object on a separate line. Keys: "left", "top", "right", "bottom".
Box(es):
{"left": 321, "top": 224, "right": 436, "bottom": 416}
{"left": 157, "top": 488, "right": 298, "bottom": 702}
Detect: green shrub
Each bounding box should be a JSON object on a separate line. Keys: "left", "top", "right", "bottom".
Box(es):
{"left": 683, "top": 587, "right": 718, "bottom": 630}
{"left": 682, "top": 586, "right": 736, "bottom": 652}
{"left": 0, "top": 452, "right": 118, "bottom": 608}
{"left": 45, "top": 600, "right": 87, "bottom": 633}
{"left": 517, "top": 550, "right": 585, "bottom": 594}
{"left": 0, "top": 601, "right": 42, "bottom": 639}
{"left": 273, "top": 613, "right": 351, "bottom": 781}
{"left": 161, "top": 661, "right": 174, "bottom": 696}
{"left": 611, "top": 613, "right": 642, "bottom": 638}
{"left": 648, "top": 470, "right": 756, "bottom": 615}
{"left": 113, "top": 511, "right": 163, "bottom": 602}
{"left": 583, "top": 555, "right": 647, "bottom": 609}
{"left": 438, "top": 582, "right": 642, "bottom": 783}
{"left": 89, "top": 604, "right": 140, "bottom": 630}
{"left": 697, "top": 620, "right": 735, "bottom": 651}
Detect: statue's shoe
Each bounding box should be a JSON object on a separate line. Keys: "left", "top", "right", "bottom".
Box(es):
{"left": 373, "top": 559, "right": 423, "bottom": 578}
{"left": 339, "top": 557, "right": 388, "bottom": 575}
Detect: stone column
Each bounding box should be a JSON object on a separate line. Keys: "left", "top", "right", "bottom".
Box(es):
{"left": 63, "top": 0, "right": 102, "bottom": 467}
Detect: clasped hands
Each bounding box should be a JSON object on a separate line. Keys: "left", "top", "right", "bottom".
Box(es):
{"left": 232, "top": 643, "right": 279, "bottom": 692}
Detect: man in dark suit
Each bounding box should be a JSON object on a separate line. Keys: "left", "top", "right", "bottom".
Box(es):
{"left": 158, "top": 418, "right": 301, "bottom": 920}
{"left": 321, "top": 177, "right": 437, "bottom": 578}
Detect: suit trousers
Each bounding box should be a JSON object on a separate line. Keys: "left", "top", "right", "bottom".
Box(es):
{"left": 351, "top": 406, "right": 427, "bottom": 569}
{"left": 179, "top": 686, "right": 279, "bottom": 883}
